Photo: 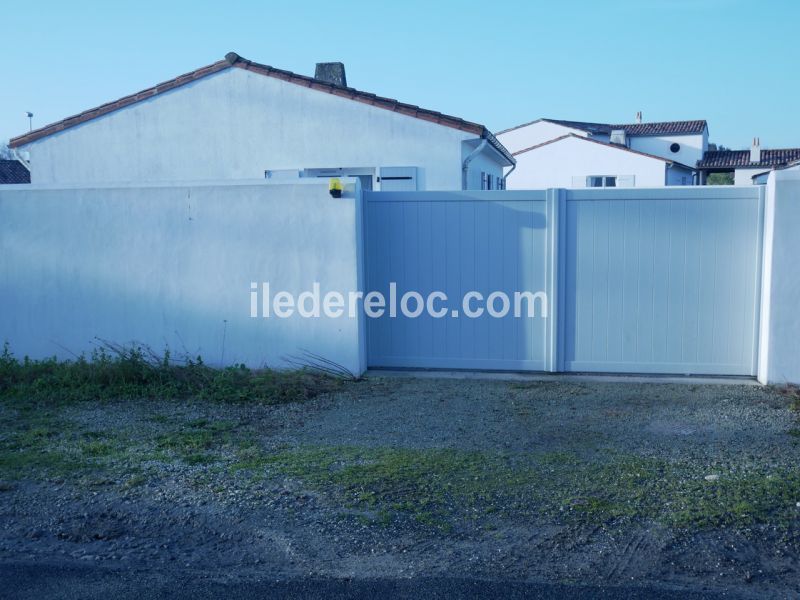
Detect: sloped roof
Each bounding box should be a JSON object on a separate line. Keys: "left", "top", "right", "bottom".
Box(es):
{"left": 498, "top": 118, "right": 708, "bottom": 137}
{"left": 513, "top": 134, "right": 693, "bottom": 169}
{"left": 613, "top": 120, "right": 707, "bottom": 136}
{"left": 539, "top": 119, "right": 612, "bottom": 135}
{"left": 9, "top": 52, "right": 514, "bottom": 165}
{"left": 698, "top": 148, "right": 800, "bottom": 169}
{"left": 0, "top": 159, "right": 30, "bottom": 184}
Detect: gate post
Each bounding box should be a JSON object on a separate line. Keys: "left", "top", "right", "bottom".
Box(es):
{"left": 758, "top": 170, "right": 800, "bottom": 384}
{"left": 545, "top": 188, "right": 566, "bottom": 372}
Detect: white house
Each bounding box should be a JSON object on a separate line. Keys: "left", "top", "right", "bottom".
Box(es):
{"left": 698, "top": 139, "right": 800, "bottom": 185}
{"left": 497, "top": 117, "right": 707, "bottom": 188}
{"left": 9, "top": 53, "right": 514, "bottom": 190}
{"left": 506, "top": 133, "right": 695, "bottom": 189}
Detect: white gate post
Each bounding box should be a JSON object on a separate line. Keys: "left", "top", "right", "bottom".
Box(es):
{"left": 545, "top": 188, "right": 566, "bottom": 372}
{"left": 758, "top": 169, "right": 800, "bottom": 384}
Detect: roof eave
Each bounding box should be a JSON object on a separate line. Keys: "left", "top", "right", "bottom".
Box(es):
{"left": 11, "top": 52, "right": 491, "bottom": 148}
{"left": 481, "top": 129, "right": 515, "bottom": 165}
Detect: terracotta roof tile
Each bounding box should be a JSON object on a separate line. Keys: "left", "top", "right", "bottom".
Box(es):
{"left": 498, "top": 118, "right": 707, "bottom": 137}
{"left": 698, "top": 148, "right": 800, "bottom": 169}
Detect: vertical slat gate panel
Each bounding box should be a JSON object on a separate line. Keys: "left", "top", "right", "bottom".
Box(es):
{"left": 562, "top": 187, "right": 763, "bottom": 376}
{"left": 365, "top": 190, "right": 549, "bottom": 370}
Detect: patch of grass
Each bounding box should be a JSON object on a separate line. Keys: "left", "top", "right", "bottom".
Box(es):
{"left": 0, "top": 447, "right": 84, "bottom": 479}
{"left": 776, "top": 384, "right": 800, "bottom": 412}
{"left": 248, "top": 445, "right": 800, "bottom": 532}
{"left": 155, "top": 419, "right": 241, "bottom": 464}
{"left": 0, "top": 412, "right": 135, "bottom": 479}
{"left": 0, "top": 341, "right": 344, "bottom": 405}
{"left": 121, "top": 472, "right": 148, "bottom": 489}
{"left": 147, "top": 414, "right": 171, "bottom": 425}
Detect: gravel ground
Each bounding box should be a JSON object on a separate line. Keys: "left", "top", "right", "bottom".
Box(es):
{"left": 1, "top": 376, "right": 799, "bottom": 598}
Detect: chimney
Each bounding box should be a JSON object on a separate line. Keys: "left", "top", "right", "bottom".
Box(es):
{"left": 315, "top": 62, "right": 347, "bottom": 87}
{"left": 750, "top": 137, "right": 761, "bottom": 163}
{"left": 635, "top": 111, "right": 642, "bottom": 124}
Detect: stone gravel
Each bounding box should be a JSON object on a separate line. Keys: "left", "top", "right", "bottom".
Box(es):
{"left": 1, "top": 376, "right": 799, "bottom": 598}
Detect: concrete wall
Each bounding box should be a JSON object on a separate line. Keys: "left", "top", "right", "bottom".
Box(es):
{"left": 496, "top": 121, "right": 589, "bottom": 154}
{"left": 629, "top": 132, "right": 706, "bottom": 167}
{"left": 507, "top": 135, "right": 668, "bottom": 189}
{"left": 0, "top": 180, "right": 366, "bottom": 375}
{"left": 758, "top": 167, "right": 800, "bottom": 384}
{"left": 21, "top": 68, "right": 503, "bottom": 191}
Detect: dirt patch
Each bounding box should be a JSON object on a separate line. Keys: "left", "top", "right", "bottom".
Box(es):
{"left": 1, "top": 377, "right": 799, "bottom": 597}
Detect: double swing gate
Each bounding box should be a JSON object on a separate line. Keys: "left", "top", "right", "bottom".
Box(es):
{"left": 364, "top": 186, "right": 764, "bottom": 376}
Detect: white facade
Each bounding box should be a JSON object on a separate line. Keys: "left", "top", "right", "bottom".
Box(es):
{"left": 497, "top": 118, "right": 705, "bottom": 189}
{"left": 496, "top": 120, "right": 590, "bottom": 154}
{"left": 735, "top": 167, "right": 766, "bottom": 186}
{"left": 629, "top": 131, "right": 707, "bottom": 170}
{"left": 16, "top": 66, "right": 508, "bottom": 190}
{"left": 506, "top": 135, "right": 691, "bottom": 189}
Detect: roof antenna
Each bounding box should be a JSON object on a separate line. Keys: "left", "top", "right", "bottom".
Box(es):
{"left": 25, "top": 112, "right": 33, "bottom": 131}
{"left": 635, "top": 111, "right": 642, "bottom": 124}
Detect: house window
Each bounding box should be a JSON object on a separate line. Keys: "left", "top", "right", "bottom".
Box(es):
{"left": 497, "top": 177, "right": 505, "bottom": 190}
{"left": 670, "top": 143, "right": 681, "bottom": 153}
{"left": 587, "top": 176, "right": 617, "bottom": 188}
{"left": 481, "top": 172, "right": 487, "bottom": 190}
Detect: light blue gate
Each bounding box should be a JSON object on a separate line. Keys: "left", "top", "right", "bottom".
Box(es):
{"left": 364, "top": 190, "right": 553, "bottom": 370}
{"left": 364, "top": 186, "right": 764, "bottom": 376}
{"left": 559, "top": 186, "right": 764, "bottom": 376}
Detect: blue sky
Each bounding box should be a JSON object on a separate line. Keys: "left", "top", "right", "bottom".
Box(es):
{"left": 2, "top": 0, "right": 798, "bottom": 150}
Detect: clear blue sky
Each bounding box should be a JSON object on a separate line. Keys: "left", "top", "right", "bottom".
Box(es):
{"left": 3, "top": 0, "right": 798, "bottom": 150}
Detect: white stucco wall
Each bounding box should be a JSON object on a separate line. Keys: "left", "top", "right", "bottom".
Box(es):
{"left": 628, "top": 131, "right": 706, "bottom": 167}
{"left": 735, "top": 168, "right": 764, "bottom": 186}
{"left": 666, "top": 164, "right": 694, "bottom": 186}
{"left": 496, "top": 121, "right": 589, "bottom": 154}
{"left": 506, "top": 136, "right": 668, "bottom": 189}
{"left": 20, "top": 68, "right": 502, "bottom": 191}
{"left": 758, "top": 167, "right": 800, "bottom": 384}
{"left": 0, "top": 180, "right": 366, "bottom": 375}
{"left": 462, "top": 143, "right": 508, "bottom": 189}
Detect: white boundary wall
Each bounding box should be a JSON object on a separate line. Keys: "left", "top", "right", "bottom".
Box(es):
{"left": 0, "top": 179, "right": 366, "bottom": 375}
{"left": 2, "top": 175, "right": 799, "bottom": 383}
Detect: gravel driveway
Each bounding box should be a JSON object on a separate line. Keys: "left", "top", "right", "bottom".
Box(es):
{"left": 1, "top": 375, "right": 799, "bottom": 598}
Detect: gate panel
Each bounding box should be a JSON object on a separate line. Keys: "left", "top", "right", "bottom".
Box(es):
{"left": 364, "top": 191, "right": 550, "bottom": 370}
{"left": 561, "top": 187, "right": 764, "bottom": 375}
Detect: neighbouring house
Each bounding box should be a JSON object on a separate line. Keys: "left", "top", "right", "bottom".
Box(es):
{"left": 507, "top": 134, "right": 695, "bottom": 189}
{"left": 9, "top": 53, "right": 514, "bottom": 190}
{"left": 0, "top": 159, "right": 30, "bottom": 184}
{"left": 496, "top": 116, "right": 707, "bottom": 188}
{"left": 697, "top": 139, "right": 800, "bottom": 185}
